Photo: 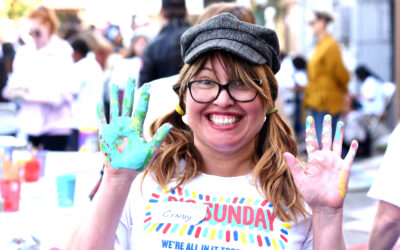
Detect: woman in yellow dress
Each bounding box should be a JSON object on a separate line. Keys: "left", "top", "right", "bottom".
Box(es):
{"left": 304, "top": 11, "right": 350, "bottom": 147}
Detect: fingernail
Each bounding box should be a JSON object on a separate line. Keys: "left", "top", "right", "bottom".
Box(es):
{"left": 306, "top": 116, "right": 313, "bottom": 128}
{"left": 352, "top": 141, "right": 358, "bottom": 150}
{"left": 142, "top": 84, "right": 150, "bottom": 93}
{"left": 324, "top": 114, "right": 332, "bottom": 122}
{"left": 163, "top": 123, "right": 173, "bottom": 132}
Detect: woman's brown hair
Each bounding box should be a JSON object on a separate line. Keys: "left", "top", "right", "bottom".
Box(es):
{"left": 195, "top": 2, "right": 255, "bottom": 25}
{"left": 145, "top": 51, "right": 307, "bottom": 222}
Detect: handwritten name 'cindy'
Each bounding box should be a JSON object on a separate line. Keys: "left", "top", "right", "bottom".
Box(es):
{"left": 168, "top": 196, "right": 276, "bottom": 231}
{"left": 163, "top": 210, "right": 192, "bottom": 223}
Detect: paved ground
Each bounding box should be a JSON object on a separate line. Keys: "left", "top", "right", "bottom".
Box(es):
{"left": 343, "top": 189, "right": 376, "bottom": 248}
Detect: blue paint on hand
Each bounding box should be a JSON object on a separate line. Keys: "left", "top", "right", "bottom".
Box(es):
{"left": 97, "top": 80, "right": 172, "bottom": 171}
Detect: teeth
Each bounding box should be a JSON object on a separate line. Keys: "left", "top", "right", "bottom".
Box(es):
{"left": 209, "top": 114, "right": 240, "bottom": 125}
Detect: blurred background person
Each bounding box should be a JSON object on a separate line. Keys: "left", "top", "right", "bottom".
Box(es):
{"left": 0, "top": 42, "right": 17, "bottom": 136}
{"left": 138, "top": 0, "right": 189, "bottom": 86}
{"left": 303, "top": 10, "right": 350, "bottom": 146}
{"left": 0, "top": 42, "right": 15, "bottom": 103}
{"left": 109, "top": 33, "right": 148, "bottom": 89}
{"left": 2, "top": 6, "right": 75, "bottom": 151}
{"left": 79, "top": 28, "right": 119, "bottom": 124}
{"left": 275, "top": 51, "right": 296, "bottom": 129}
{"left": 367, "top": 122, "right": 400, "bottom": 250}
{"left": 104, "top": 22, "right": 123, "bottom": 53}
{"left": 292, "top": 55, "right": 308, "bottom": 139}
{"left": 354, "top": 65, "right": 386, "bottom": 117}
{"left": 66, "top": 37, "right": 104, "bottom": 151}
{"left": 342, "top": 96, "right": 370, "bottom": 158}
{"left": 343, "top": 65, "right": 396, "bottom": 158}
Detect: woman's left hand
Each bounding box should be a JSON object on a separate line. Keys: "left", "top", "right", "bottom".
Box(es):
{"left": 284, "top": 115, "right": 358, "bottom": 212}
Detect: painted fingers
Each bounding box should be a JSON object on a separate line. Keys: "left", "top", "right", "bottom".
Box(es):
{"left": 332, "top": 121, "right": 345, "bottom": 156}
{"left": 337, "top": 140, "right": 358, "bottom": 197}
{"left": 132, "top": 84, "right": 150, "bottom": 135}
{"left": 150, "top": 123, "right": 173, "bottom": 148}
{"left": 306, "top": 114, "right": 345, "bottom": 155}
{"left": 121, "top": 78, "right": 136, "bottom": 117}
{"left": 110, "top": 84, "right": 120, "bottom": 122}
{"left": 97, "top": 102, "right": 106, "bottom": 126}
{"left": 344, "top": 140, "right": 358, "bottom": 168}
{"left": 305, "top": 116, "right": 319, "bottom": 155}
{"left": 321, "top": 115, "right": 332, "bottom": 150}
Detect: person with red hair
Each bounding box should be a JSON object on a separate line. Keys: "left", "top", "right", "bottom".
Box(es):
{"left": 2, "top": 6, "right": 75, "bottom": 150}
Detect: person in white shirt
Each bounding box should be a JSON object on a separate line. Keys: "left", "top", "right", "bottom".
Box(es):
{"left": 109, "top": 33, "right": 148, "bottom": 90}
{"left": 2, "top": 6, "right": 75, "bottom": 150}
{"left": 355, "top": 65, "right": 386, "bottom": 116}
{"left": 367, "top": 123, "right": 400, "bottom": 249}
{"left": 67, "top": 38, "right": 104, "bottom": 150}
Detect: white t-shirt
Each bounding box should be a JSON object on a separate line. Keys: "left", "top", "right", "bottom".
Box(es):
{"left": 143, "top": 74, "right": 179, "bottom": 140}
{"left": 3, "top": 35, "right": 75, "bottom": 136}
{"left": 368, "top": 123, "right": 400, "bottom": 207}
{"left": 70, "top": 52, "right": 105, "bottom": 129}
{"left": 360, "top": 76, "right": 385, "bottom": 115}
{"left": 109, "top": 56, "right": 143, "bottom": 89}
{"left": 115, "top": 172, "right": 313, "bottom": 250}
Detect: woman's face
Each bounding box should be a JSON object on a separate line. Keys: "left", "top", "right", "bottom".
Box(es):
{"left": 309, "top": 14, "right": 325, "bottom": 36}
{"left": 185, "top": 55, "right": 265, "bottom": 155}
{"left": 29, "top": 18, "right": 51, "bottom": 50}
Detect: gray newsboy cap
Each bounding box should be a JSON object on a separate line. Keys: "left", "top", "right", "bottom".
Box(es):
{"left": 180, "top": 13, "right": 281, "bottom": 74}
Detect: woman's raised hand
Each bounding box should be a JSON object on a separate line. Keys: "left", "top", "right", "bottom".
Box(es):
{"left": 97, "top": 80, "right": 171, "bottom": 172}
{"left": 284, "top": 115, "right": 358, "bottom": 212}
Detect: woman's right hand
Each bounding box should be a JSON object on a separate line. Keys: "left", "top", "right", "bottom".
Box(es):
{"left": 97, "top": 79, "right": 172, "bottom": 175}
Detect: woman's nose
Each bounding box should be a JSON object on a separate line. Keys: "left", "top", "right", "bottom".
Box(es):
{"left": 212, "top": 88, "right": 235, "bottom": 107}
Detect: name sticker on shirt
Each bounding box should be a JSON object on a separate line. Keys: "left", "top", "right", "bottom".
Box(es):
{"left": 151, "top": 202, "right": 207, "bottom": 225}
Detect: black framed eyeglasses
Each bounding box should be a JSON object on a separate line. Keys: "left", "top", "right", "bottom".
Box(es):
{"left": 186, "top": 79, "right": 262, "bottom": 103}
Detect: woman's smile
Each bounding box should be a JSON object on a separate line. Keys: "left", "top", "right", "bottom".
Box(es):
{"left": 207, "top": 112, "right": 242, "bottom": 126}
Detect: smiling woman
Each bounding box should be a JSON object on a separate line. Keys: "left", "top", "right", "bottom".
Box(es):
{"left": 70, "top": 4, "right": 358, "bottom": 250}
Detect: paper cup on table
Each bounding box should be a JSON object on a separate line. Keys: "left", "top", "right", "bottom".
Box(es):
{"left": 0, "top": 179, "right": 21, "bottom": 212}
{"left": 56, "top": 174, "right": 76, "bottom": 207}
{"left": 23, "top": 159, "right": 41, "bottom": 182}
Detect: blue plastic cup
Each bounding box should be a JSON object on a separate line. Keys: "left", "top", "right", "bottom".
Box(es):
{"left": 56, "top": 174, "right": 76, "bottom": 207}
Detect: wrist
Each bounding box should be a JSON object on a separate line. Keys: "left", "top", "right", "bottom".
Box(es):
{"left": 312, "top": 206, "right": 343, "bottom": 217}
{"left": 312, "top": 207, "right": 345, "bottom": 250}
{"left": 102, "top": 166, "right": 138, "bottom": 186}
